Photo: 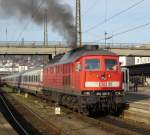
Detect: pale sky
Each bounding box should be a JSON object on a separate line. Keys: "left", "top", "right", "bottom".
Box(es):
{"left": 0, "top": 0, "right": 150, "bottom": 44}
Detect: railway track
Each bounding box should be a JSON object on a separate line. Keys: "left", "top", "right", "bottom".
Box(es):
{"left": 0, "top": 92, "right": 30, "bottom": 135}
{"left": 123, "top": 102, "right": 150, "bottom": 125}
{"left": 98, "top": 116, "right": 150, "bottom": 135}
{"left": 122, "top": 90, "right": 150, "bottom": 125}
{"left": 0, "top": 91, "right": 59, "bottom": 135}
{"left": 2, "top": 90, "right": 150, "bottom": 135}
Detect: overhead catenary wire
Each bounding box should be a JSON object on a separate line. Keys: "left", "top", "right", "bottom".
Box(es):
{"left": 4, "top": 0, "right": 46, "bottom": 65}
{"left": 95, "top": 21, "right": 150, "bottom": 42}
{"left": 82, "top": 0, "right": 98, "bottom": 16}
{"left": 83, "top": 0, "right": 145, "bottom": 33}
{"left": 0, "top": 95, "right": 30, "bottom": 135}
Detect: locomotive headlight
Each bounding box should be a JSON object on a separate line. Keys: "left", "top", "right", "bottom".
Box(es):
{"left": 108, "top": 74, "right": 111, "bottom": 78}
{"left": 101, "top": 75, "right": 105, "bottom": 80}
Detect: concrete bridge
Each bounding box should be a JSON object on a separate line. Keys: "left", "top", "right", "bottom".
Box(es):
{"left": 0, "top": 41, "right": 150, "bottom": 56}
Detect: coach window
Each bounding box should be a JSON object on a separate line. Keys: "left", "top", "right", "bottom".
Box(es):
{"left": 105, "top": 59, "right": 118, "bottom": 70}
{"left": 25, "top": 76, "right": 26, "bottom": 82}
{"left": 31, "top": 76, "right": 33, "bottom": 82}
{"left": 33, "top": 75, "right": 35, "bottom": 82}
{"left": 31, "top": 75, "right": 33, "bottom": 82}
{"left": 85, "top": 59, "right": 100, "bottom": 70}
{"left": 29, "top": 76, "right": 30, "bottom": 82}
{"left": 38, "top": 75, "right": 40, "bottom": 82}
{"left": 33, "top": 76, "right": 35, "bottom": 82}
{"left": 34, "top": 75, "right": 36, "bottom": 82}
{"left": 36, "top": 75, "right": 38, "bottom": 82}
{"left": 35, "top": 75, "right": 37, "bottom": 82}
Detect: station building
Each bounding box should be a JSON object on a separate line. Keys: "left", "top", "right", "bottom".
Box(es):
{"left": 119, "top": 56, "right": 150, "bottom": 66}
{"left": 119, "top": 56, "right": 150, "bottom": 89}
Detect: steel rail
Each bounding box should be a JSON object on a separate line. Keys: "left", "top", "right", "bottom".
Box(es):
{"left": 0, "top": 94, "right": 30, "bottom": 135}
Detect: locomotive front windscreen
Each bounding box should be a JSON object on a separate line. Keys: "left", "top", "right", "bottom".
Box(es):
{"left": 105, "top": 59, "right": 118, "bottom": 70}
{"left": 85, "top": 59, "right": 100, "bottom": 70}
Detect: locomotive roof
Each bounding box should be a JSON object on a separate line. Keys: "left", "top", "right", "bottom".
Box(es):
{"left": 48, "top": 45, "right": 117, "bottom": 66}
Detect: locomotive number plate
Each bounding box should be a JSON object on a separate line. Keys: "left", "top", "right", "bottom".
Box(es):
{"left": 99, "top": 82, "right": 107, "bottom": 87}
{"left": 85, "top": 81, "right": 119, "bottom": 87}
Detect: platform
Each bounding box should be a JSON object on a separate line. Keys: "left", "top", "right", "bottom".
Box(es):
{"left": 0, "top": 111, "right": 18, "bottom": 135}
{"left": 125, "top": 88, "right": 150, "bottom": 103}
{"left": 123, "top": 88, "right": 150, "bottom": 125}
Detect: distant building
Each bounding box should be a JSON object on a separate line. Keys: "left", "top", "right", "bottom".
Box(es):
{"left": 135, "top": 57, "right": 150, "bottom": 65}
{"left": 0, "top": 66, "right": 18, "bottom": 72}
{"left": 119, "top": 56, "right": 150, "bottom": 66}
{"left": 119, "top": 57, "right": 127, "bottom": 66}
{"left": 18, "top": 65, "right": 28, "bottom": 72}
{"left": 0, "top": 55, "right": 44, "bottom": 76}
{"left": 0, "top": 61, "right": 28, "bottom": 73}
{"left": 119, "top": 56, "right": 135, "bottom": 66}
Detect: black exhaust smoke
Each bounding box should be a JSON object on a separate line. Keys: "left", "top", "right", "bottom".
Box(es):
{"left": 0, "top": 0, "right": 76, "bottom": 47}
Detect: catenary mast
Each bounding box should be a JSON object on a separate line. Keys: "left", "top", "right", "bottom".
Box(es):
{"left": 76, "top": 0, "right": 82, "bottom": 47}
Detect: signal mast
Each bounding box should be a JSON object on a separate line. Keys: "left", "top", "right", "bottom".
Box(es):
{"left": 43, "top": 9, "right": 49, "bottom": 65}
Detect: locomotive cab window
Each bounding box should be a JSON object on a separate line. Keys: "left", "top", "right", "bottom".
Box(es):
{"left": 85, "top": 59, "right": 100, "bottom": 70}
{"left": 105, "top": 59, "right": 118, "bottom": 70}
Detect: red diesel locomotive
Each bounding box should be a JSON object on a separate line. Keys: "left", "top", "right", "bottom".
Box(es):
{"left": 1, "top": 46, "right": 124, "bottom": 115}
{"left": 43, "top": 46, "right": 124, "bottom": 114}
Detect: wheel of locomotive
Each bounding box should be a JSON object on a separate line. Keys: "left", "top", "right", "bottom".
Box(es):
{"left": 72, "top": 97, "right": 78, "bottom": 112}
{"left": 77, "top": 104, "right": 90, "bottom": 116}
{"left": 119, "top": 103, "right": 125, "bottom": 114}
{"left": 81, "top": 107, "right": 90, "bottom": 116}
{"left": 66, "top": 96, "right": 72, "bottom": 108}
{"left": 108, "top": 97, "right": 113, "bottom": 113}
{"left": 61, "top": 95, "right": 67, "bottom": 106}
{"left": 69, "top": 96, "right": 76, "bottom": 109}
{"left": 110, "top": 102, "right": 118, "bottom": 115}
{"left": 77, "top": 100, "right": 90, "bottom": 115}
